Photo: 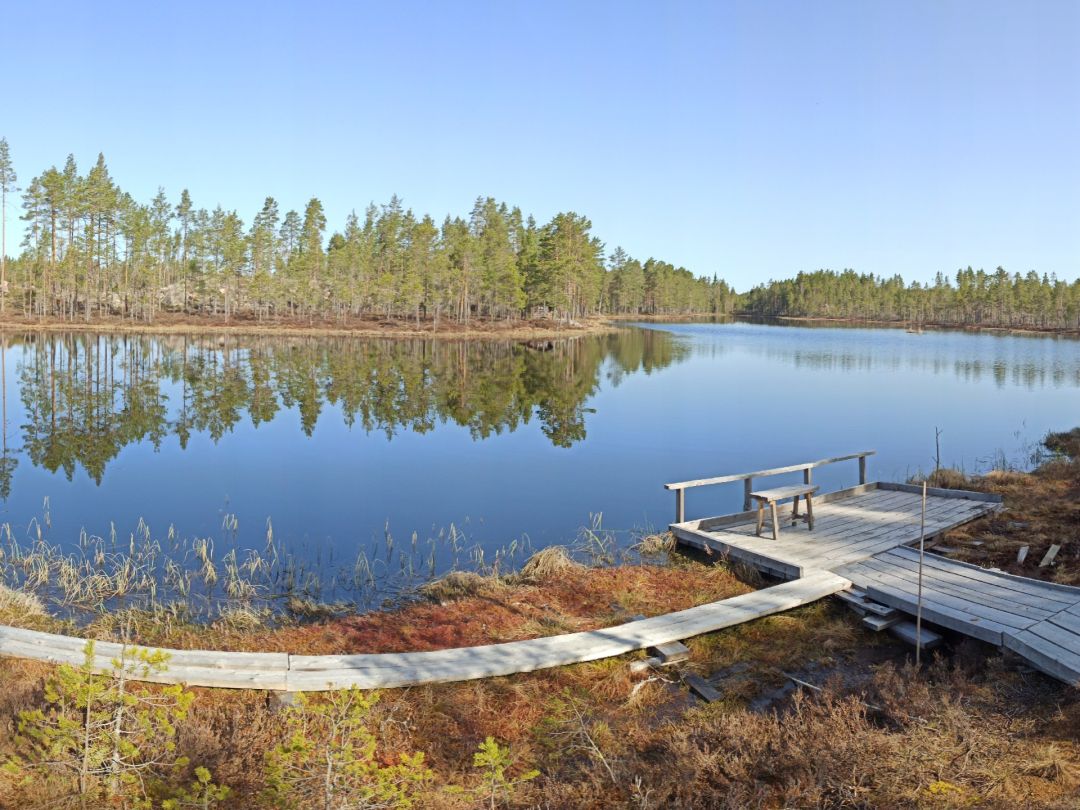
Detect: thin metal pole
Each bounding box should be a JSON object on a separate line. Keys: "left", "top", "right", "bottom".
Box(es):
{"left": 916, "top": 480, "right": 927, "bottom": 667}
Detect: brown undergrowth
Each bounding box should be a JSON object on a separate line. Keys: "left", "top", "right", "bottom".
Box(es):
{"left": 921, "top": 428, "right": 1080, "bottom": 584}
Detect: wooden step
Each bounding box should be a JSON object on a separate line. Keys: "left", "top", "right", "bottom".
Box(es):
{"left": 889, "top": 621, "right": 942, "bottom": 650}
{"left": 863, "top": 614, "right": 903, "bottom": 632}
{"left": 861, "top": 601, "right": 898, "bottom": 619}
{"left": 648, "top": 640, "right": 690, "bottom": 664}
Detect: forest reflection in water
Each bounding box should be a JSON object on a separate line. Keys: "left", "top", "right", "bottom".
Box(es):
{"left": 3, "top": 327, "right": 686, "bottom": 495}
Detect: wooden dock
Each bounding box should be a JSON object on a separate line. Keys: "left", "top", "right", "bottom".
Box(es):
{"left": 669, "top": 452, "right": 1080, "bottom": 687}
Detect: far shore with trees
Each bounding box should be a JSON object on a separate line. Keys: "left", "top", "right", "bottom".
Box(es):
{"left": 0, "top": 140, "right": 1078, "bottom": 337}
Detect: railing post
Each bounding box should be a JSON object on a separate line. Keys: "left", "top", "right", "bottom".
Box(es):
{"left": 675, "top": 488, "right": 685, "bottom": 523}
{"left": 743, "top": 478, "right": 753, "bottom": 512}
{"left": 859, "top": 455, "right": 867, "bottom": 484}
{"left": 803, "top": 468, "right": 812, "bottom": 485}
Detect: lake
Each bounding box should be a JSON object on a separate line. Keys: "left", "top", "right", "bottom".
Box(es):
{"left": 0, "top": 321, "right": 1076, "bottom": 609}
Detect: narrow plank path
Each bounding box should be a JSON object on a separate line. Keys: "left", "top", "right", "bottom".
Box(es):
{"left": 0, "top": 571, "right": 850, "bottom": 691}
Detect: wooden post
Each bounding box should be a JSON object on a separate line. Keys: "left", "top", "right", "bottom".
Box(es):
{"left": 858, "top": 456, "right": 867, "bottom": 485}
{"left": 916, "top": 480, "right": 926, "bottom": 667}
{"left": 675, "top": 489, "right": 685, "bottom": 523}
{"left": 743, "top": 478, "right": 753, "bottom": 512}
{"left": 803, "top": 468, "right": 812, "bottom": 485}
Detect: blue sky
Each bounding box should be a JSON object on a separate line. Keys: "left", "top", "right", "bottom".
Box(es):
{"left": 2, "top": 0, "right": 1078, "bottom": 289}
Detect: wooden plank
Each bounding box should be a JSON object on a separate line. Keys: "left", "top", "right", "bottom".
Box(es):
{"left": 863, "top": 614, "right": 902, "bottom": 631}
{"left": 868, "top": 552, "right": 1060, "bottom": 617}
{"left": 694, "top": 483, "right": 883, "bottom": 531}
{"left": 684, "top": 673, "right": 722, "bottom": 703}
{"left": 665, "top": 451, "right": 875, "bottom": 491}
{"left": 889, "top": 621, "right": 942, "bottom": 650}
{"left": 1003, "top": 630, "right": 1080, "bottom": 687}
{"left": 290, "top": 574, "right": 847, "bottom": 673}
{"left": 0, "top": 573, "right": 851, "bottom": 692}
{"left": 671, "top": 525, "right": 806, "bottom": 579}
{"left": 1048, "top": 610, "right": 1080, "bottom": 637}
{"left": 876, "top": 481, "right": 1003, "bottom": 504}
{"left": 750, "top": 484, "right": 818, "bottom": 501}
{"left": 1040, "top": 545, "right": 1061, "bottom": 568}
{"left": 648, "top": 640, "right": 690, "bottom": 664}
{"left": 848, "top": 560, "right": 1038, "bottom": 630}
{"left": 889, "top": 546, "right": 1080, "bottom": 600}
{"left": 855, "top": 583, "right": 1006, "bottom": 648}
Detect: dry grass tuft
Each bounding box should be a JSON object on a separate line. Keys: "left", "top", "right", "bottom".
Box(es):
{"left": 513, "top": 546, "right": 583, "bottom": 584}
{"left": 0, "top": 584, "right": 46, "bottom": 621}
{"left": 632, "top": 532, "right": 676, "bottom": 555}
{"left": 923, "top": 466, "right": 978, "bottom": 490}
{"left": 419, "top": 570, "right": 507, "bottom": 602}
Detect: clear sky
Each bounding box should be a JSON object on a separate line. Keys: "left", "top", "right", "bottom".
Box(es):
{"left": 2, "top": 0, "right": 1079, "bottom": 289}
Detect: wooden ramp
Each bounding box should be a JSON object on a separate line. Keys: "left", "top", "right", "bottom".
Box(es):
{"left": 0, "top": 571, "right": 850, "bottom": 691}
{"left": 668, "top": 452, "right": 1080, "bottom": 687}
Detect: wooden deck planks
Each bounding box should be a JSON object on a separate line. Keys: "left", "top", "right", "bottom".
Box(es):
{"left": 674, "top": 483, "right": 1080, "bottom": 688}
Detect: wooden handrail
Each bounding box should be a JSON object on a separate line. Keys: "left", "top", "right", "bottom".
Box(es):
{"left": 665, "top": 451, "right": 875, "bottom": 522}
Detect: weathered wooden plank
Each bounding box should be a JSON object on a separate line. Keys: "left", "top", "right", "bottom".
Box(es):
{"left": 750, "top": 484, "right": 818, "bottom": 501}
{"left": 648, "top": 640, "right": 690, "bottom": 664}
{"left": 671, "top": 524, "right": 806, "bottom": 579}
{"left": 863, "top": 614, "right": 902, "bottom": 631}
{"left": 876, "top": 481, "right": 1003, "bottom": 504}
{"left": 693, "top": 483, "right": 885, "bottom": 531}
{"left": 665, "top": 451, "right": 875, "bottom": 491}
{"left": 868, "top": 552, "right": 1060, "bottom": 617}
{"left": 889, "top": 621, "right": 942, "bottom": 650}
{"left": 889, "top": 547, "right": 1080, "bottom": 600}
{"left": 1048, "top": 610, "right": 1080, "bottom": 637}
{"left": 1003, "top": 630, "right": 1080, "bottom": 687}
{"left": 684, "top": 673, "right": 723, "bottom": 702}
{"left": 859, "top": 579, "right": 1007, "bottom": 646}
{"left": 1040, "top": 545, "right": 1062, "bottom": 568}
{"left": 849, "top": 561, "right": 1037, "bottom": 630}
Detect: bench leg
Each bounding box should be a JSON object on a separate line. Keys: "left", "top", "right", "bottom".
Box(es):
{"left": 791, "top": 494, "right": 800, "bottom": 525}
{"left": 770, "top": 501, "right": 780, "bottom": 541}
{"left": 806, "top": 493, "right": 814, "bottom": 531}
{"left": 755, "top": 501, "right": 764, "bottom": 536}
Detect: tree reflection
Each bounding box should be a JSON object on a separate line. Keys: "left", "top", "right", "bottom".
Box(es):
{"left": 10, "top": 329, "right": 686, "bottom": 490}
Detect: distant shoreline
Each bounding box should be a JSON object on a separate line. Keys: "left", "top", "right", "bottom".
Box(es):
{"left": 0, "top": 311, "right": 1074, "bottom": 340}
{"left": 619, "top": 311, "right": 1080, "bottom": 338}
{"left": 0, "top": 314, "right": 623, "bottom": 341}
{"left": 753, "top": 314, "right": 1080, "bottom": 338}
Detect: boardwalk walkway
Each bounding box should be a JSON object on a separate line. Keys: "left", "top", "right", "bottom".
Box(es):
{"left": 0, "top": 571, "right": 850, "bottom": 691}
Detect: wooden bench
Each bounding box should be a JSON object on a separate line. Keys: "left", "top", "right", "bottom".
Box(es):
{"left": 750, "top": 484, "right": 819, "bottom": 541}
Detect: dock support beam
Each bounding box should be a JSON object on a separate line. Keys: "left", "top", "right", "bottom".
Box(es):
{"left": 675, "top": 488, "right": 685, "bottom": 523}
{"left": 743, "top": 478, "right": 753, "bottom": 511}
{"left": 859, "top": 456, "right": 867, "bottom": 484}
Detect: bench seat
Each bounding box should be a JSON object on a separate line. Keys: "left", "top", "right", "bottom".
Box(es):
{"left": 750, "top": 484, "right": 819, "bottom": 540}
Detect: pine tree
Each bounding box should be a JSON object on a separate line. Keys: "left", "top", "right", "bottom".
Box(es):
{"left": 0, "top": 138, "right": 18, "bottom": 313}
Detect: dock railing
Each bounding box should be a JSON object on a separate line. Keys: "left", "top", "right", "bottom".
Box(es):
{"left": 664, "top": 451, "right": 876, "bottom": 523}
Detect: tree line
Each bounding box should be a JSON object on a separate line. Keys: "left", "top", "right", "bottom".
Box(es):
{"left": 1, "top": 140, "right": 1078, "bottom": 330}
{"left": 0, "top": 141, "right": 734, "bottom": 323}
{"left": 741, "top": 268, "right": 1080, "bottom": 330}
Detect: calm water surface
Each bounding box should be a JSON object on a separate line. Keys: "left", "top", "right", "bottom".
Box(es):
{"left": 0, "top": 322, "right": 1075, "bottom": 602}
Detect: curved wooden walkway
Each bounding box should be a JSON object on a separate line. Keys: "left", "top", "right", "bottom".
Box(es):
{"left": 0, "top": 570, "right": 850, "bottom": 691}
